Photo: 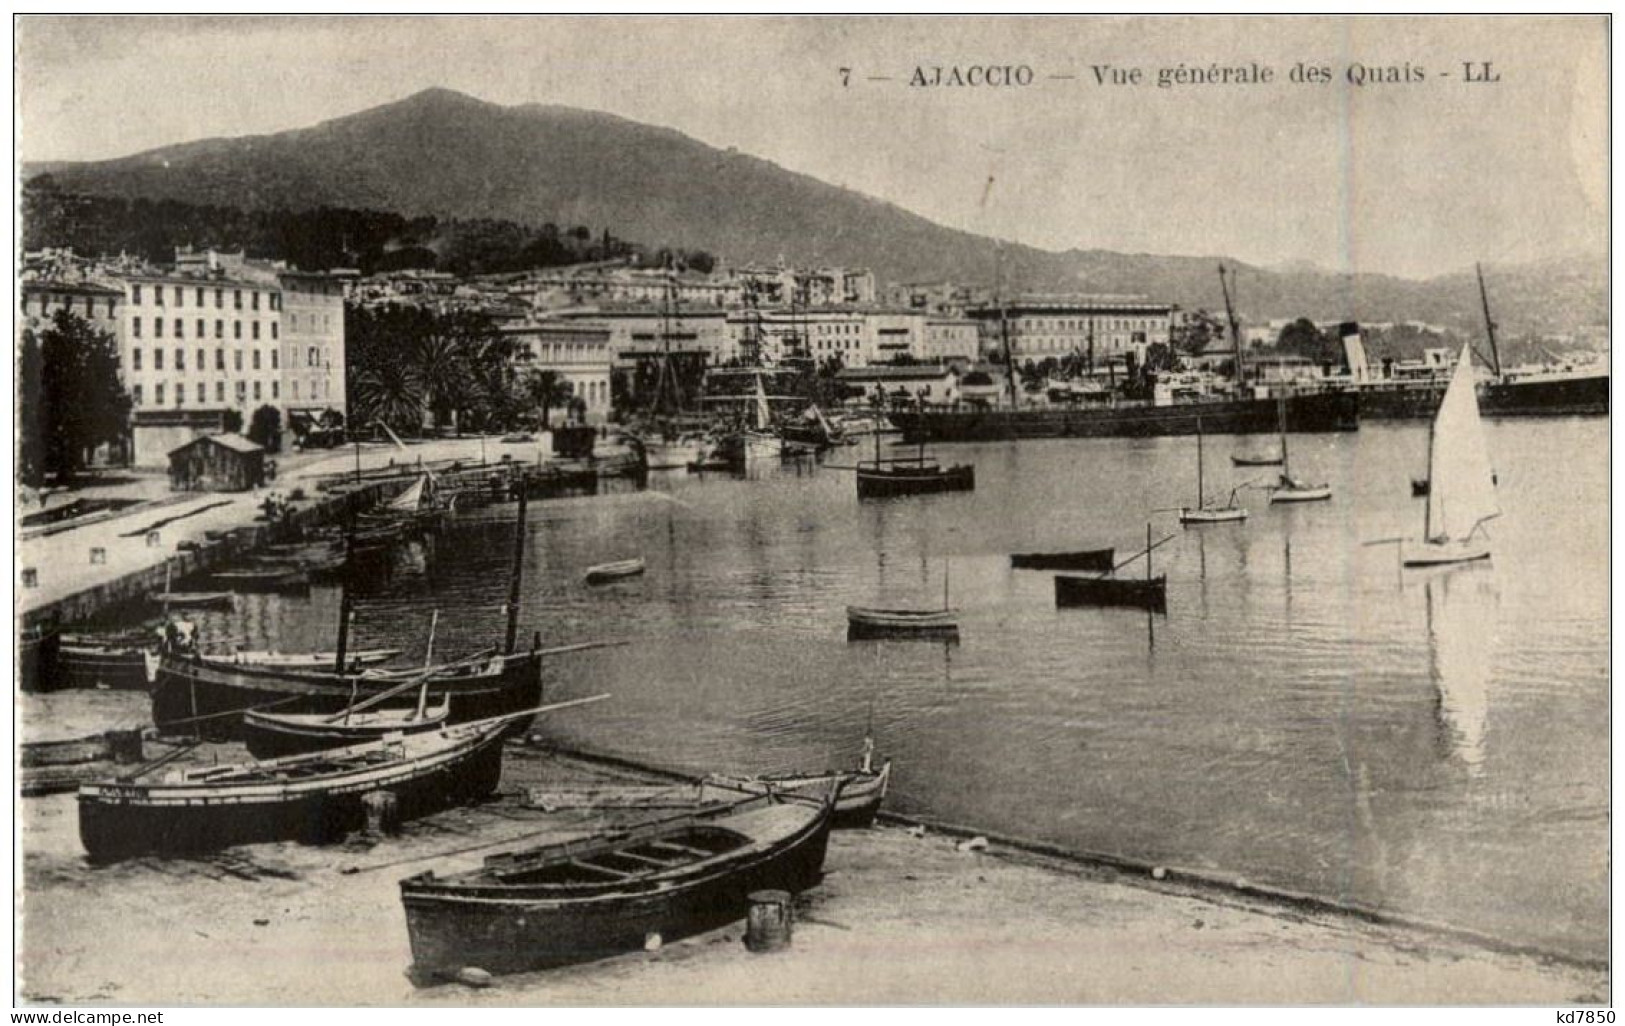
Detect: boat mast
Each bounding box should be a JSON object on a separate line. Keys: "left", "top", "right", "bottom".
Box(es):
{"left": 503, "top": 488, "right": 528, "bottom": 653}
{"left": 1196, "top": 414, "right": 1205, "bottom": 507}
{"left": 996, "top": 243, "right": 1019, "bottom": 410}
{"left": 332, "top": 517, "right": 356, "bottom": 674}
{"left": 1219, "top": 264, "right": 1245, "bottom": 390}
{"left": 1476, "top": 262, "right": 1502, "bottom": 380}
{"left": 1278, "top": 394, "right": 1290, "bottom": 476}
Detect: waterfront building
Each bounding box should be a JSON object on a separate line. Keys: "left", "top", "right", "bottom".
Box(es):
{"left": 836, "top": 363, "right": 960, "bottom": 409}
{"left": 19, "top": 280, "right": 129, "bottom": 464}
{"left": 924, "top": 317, "right": 981, "bottom": 365}
{"left": 501, "top": 321, "right": 615, "bottom": 422}
{"left": 277, "top": 271, "right": 349, "bottom": 440}
{"left": 552, "top": 305, "right": 728, "bottom": 369}
{"left": 166, "top": 431, "right": 266, "bottom": 492}
{"left": 969, "top": 295, "right": 1174, "bottom": 366}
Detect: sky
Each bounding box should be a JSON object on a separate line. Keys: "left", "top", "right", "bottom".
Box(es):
{"left": 15, "top": 15, "right": 1609, "bottom": 280}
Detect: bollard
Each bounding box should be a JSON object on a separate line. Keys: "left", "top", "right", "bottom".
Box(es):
{"left": 21, "top": 568, "right": 37, "bottom": 588}
{"left": 362, "top": 790, "right": 400, "bottom": 838}
{"left": 105, "top": 729, "right": 145, "bottom": 765}
{"left": 744, "top": 890, "right": 793, "bottom": 953}
{"left": 89, "top": 547, "right": 106, "bottom": 565}
{"left": 146, "top": 531, "right": 162, "bottom": 548}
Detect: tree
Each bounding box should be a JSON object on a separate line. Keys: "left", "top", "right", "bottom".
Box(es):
{"left": 222, "top": 408, "right": 244, "bottom": 434}
{"left": 1276, "top": 318, "right": 1340, "bottom": 364}
{"left": 1173, "top": 309, "right": 1227, "bottom": 357}
{"left": 248, "top": 405, "right": 282, "bottom": 452}
{"left": 524, "top": 369, "right": 575, "bottom": 428}
{"left": 20, "top": 309, "right": 131, "bottom": 484}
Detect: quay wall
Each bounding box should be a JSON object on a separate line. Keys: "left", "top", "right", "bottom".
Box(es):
{"left": 19, "top": 461, "right": 549, "bottom": 634}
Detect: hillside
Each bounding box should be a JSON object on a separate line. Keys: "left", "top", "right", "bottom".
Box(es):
{"left": 27, "top": 88, "right": 1606, "bottom": 339}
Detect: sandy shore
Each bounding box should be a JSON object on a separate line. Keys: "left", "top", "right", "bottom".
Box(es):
{"left": 18, "top": 740, "right": 1606, "bottom": 1007}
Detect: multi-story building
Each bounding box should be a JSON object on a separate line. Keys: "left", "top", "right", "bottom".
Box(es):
{"left": 725, "top": 308, "right": 870, "bottom": 367}
{"left": 501, "top": 321, "right": 614, "bottom": 422}
{"left": 277, "top": 271, "right": 348, "bottom": 437}
{"left": 862, "top": 310, "right": 930, "bottom": 364}
{"left": 969, "top": 295, "right": 1174, "bottom": 366}
{"left": 19, "top": 280, "right": 128, "bottom": 463}
{"left": 924, "top": 317, "right": 980, "bottom": 365}
{"left": 551, "top": 305, "right": 728, "bottom": 368}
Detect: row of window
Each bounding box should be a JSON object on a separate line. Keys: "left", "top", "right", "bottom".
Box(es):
{"left": 133, "top": 379, "right": 279, "bottom": 406}
{"left": 131, "top": 284, "right": 281, "bottom": 312}
{"left": 25, "top": 294, "right": 118, "bottom": 319}
{"left": 1015, "top": 317, "right": 1159, "bottom": 332}
{"left": 130, "top": 347, "right": 282, "bottom": 372}
{"left": 131, "top": 317, "right": 276, "bottom": 341}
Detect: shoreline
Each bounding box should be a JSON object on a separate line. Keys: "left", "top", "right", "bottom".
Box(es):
{"left": 16, "top": 737, "right": 1608, "bottom": 1006}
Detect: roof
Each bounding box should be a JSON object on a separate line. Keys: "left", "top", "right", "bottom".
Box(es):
{"left": 169, "top": 432, "right": 265, "bottom": 457}
{"left": 22, "top": 280, "right": 124, "bottom": 297}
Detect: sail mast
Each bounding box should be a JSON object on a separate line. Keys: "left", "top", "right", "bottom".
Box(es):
{"left": 1196, "top": 415, "right": 1205, "bottom": 507}
{"left": 1476, "top": 262, "right": 1502, "bottom": 380}
{"left": 1219, "top": 264, "right": 1245, "bottom": 389}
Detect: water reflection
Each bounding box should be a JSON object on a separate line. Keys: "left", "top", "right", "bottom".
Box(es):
{"left": 1423, "top": 565, "right": 1501, "bottom": 775}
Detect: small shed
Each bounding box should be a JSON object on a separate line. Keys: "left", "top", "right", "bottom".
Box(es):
{"left": 168, "top": 432, "right": 266, "bottom": 492}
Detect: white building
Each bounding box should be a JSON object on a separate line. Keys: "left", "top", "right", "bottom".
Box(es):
{"left": 502, "top": 321, "right": 615, "bottom": 422}
{"left": 970, "top": 296, "right": 1174, "bottom": 365}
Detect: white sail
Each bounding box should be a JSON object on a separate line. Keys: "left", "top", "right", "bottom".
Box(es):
{"left": 1424, "top": 346, "right": 1499, "bottom": 542}
{"left": 386, "top": 475, "right": 428, "bottom": 512}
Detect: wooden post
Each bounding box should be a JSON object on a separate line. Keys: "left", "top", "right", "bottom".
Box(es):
{"left": 333, "top": 519, "right": 356, "bottom": 675}
{"left": 362, "top": 790, "right": 400, "bottom": 837}
{"left": 1147, "top": 522, "right": 1153, "bottom": 582}
{"left": 504, "top": 489, "right": 528, "bottom": 654}
{"left": 744, "top": 890, "right": 793, "bottom": 952}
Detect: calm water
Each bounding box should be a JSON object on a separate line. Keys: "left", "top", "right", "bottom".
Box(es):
{"left": 183, "top": 418, "right": 1610, "bottom": 961}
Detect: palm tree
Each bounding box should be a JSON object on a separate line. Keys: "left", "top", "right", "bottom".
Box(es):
{"left": 524, "top": 369, "right": 576, "bottom": 428}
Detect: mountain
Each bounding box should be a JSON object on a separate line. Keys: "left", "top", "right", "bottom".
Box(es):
{"left": 27, "top": 88, "right": 1606, "bottom": 339}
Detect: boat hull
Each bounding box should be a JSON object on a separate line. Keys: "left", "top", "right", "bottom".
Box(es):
{"left": 855, "top": 464, "right": 975, "bottom": 499}
{"left": 584, "top": 560, "right": 646, "bottom": 584}
{"left": 78, "top": 729, "right": 505, "bottom": 862}
{"left": 1179, "top": 507, "right": 1249, "bottom": 524}
{"left": 710, "top": 762, "right": 892, "bottom": 829}
{"left": 1269, "top": 485, "right": 1332, "bottom": 503}
{"left": 1010, "top": 548, "right": 1115, "bottom": 572}
{"left": 1054, "top": 574, "right": 1168, "bottom": 612}
{"left": 890, "top": 391, "right": 1359, "bottom": 442}
{"left": 1401, "top": 538, "right": 1492, "bottom": 567}
{"left": 1359, "top": 373, "right": 1608, "bottom": 420}
{"left": 150, "top": 652, "right": 542, "bottom": 740}
{"left": 845, "top": 606, "right": 959, "bottom": 639}
{"left": 242, "top": 707, "right": 450, "bottom": 759}
{"left": 399, "top": 798, "right": 834, "bottom": 980}
{"left": 59, "top": 643, "right": 156, "bottom": 691}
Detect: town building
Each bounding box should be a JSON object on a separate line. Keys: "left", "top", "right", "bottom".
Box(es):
{"left": 551, "top": 305, "right": 728, "bottom": 369}
{"left": 167, "top": 432, "right": 266, "bottom": 492}
{"left": 969, "top": 295, "right": 1174, "bottom": 366}
{"left": 501, "top": 321, "right": 615, "bottom": 422}
{"left": 277, "top": 271, "right": 348, "bottom": 440}
{"left": 924, "top": 317, "right": 980, "bottom": 365}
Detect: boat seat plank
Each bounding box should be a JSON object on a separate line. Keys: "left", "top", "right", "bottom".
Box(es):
{"left": 615, "top": 849, "right": 685, "bottom": 868}
{"left": 568, "top": 858, "right": 635, "bottom": 880}
{"left": 648, "top": 840, "right": 712, "bottom": 858}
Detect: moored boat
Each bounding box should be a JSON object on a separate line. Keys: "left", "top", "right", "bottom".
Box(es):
{"left": 59, "top": 634, "right": 160, "bottom": 691}
{"left": 854, "top": 433, "right": 974, "bottom": 500}
{"left": 1054, "top": 573, "right": 1168, "bottom": 612}
{"left": 584, "top": 558, "right": 646, "bottom": 584}
{"left": 1178, "top": 416, "right": 1248, "bottom": 525}
{"left": 204, "top": 647, "right": 402, "bottom": 670}
{"left": 398, "top": 782, "right": 837, "bottom": 980}
{"left": 707, "top": 737, "right": 891, "bottom": 828}
{"left": 1010, "top": 548, "right": 1115, "bottom": 572}
{"left": 846, "top": 605, "right": 958, "bottom": 639}
{"left": 77, "top": 719, "right": 513, "bottom": 862}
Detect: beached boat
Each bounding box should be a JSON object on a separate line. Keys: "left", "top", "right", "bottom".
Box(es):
{"left": 707, "top": 737, "right": 891, "bottom": 828}
{"left": 398, "top": 782, "right": 837, "bottom": 980}
{"left": 77, "top": 718, "right": 514, "bottom": 862}
{"left": 1009, "top": 548, "right": 1115, "bottom": 572}
{"left": 205, "top": 647, "right": 402, "bottom": 670}
{"left": 584, "top": 558, "right": 646, "bottom": 584}
{"left": 1400, "top": 345, "right": 1500, "bottom": 567}
{"left": 59, "top": 634, "right": 160, "bottom": 691}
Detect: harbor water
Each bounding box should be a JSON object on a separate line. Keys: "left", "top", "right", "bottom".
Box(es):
{"left": 163, "top": 417, "right": 1609, "bottom": 963}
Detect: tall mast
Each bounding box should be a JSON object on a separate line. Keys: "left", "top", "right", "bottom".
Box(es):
{"left": 1196, "top": 415, "right": 1205, "bottom": 507}
{"left": 1219, "top": 264, "right": 1244, "bottom": 388}
{"left": 1476, "top": 262, "right": 1502, "bottom": 379}
{"left": 503, "top": 488, "right": 528, "bottom": 654}
{"left": 1278, "top": 394, "right": 1290, "bottom": 475}
{"left": 996, "top": 244, "right": 1019, "bottom": 410}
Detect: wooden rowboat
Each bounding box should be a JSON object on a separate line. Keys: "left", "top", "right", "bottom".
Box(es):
{"left": 59, "top": 634, "right": 160, "bottom": 690}
{"left": 584, "top": 558, "right": 646, "bottom": 584}
{"left": 707, "top": 739, "right": 892, "bottom": 828}
{"left": 243, "top": 697, "right": 452, "bottom": 759}
{"left": 1054, "top": 573, "right": 1168, "bottom": 613}
{"left": 846, "top": 605, "right": 958, "bottom": 639}
{"left": 1010, "top": 548, "right": 1115, "bottom": 572}
{"left": 77, "top": 718, "right": 513, "bottom": 862}
{"left": 205, "top": 647, "right": 402, "bottom": 670}
{"left": 399, "top": 782, "right": 837, "bottom": 980}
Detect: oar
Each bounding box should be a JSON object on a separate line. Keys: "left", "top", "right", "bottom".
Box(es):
{"left": 326, "top": 667, "right": 436, "bottom": 722}
{"left": 1109, "top": 534, "right": 1177, "bottom": 575}
{"left": 1362, "top": 537, "right": 1405, "bottom": 547}
{"left": 533, "top": 639, "right": 631, "bottom": 657}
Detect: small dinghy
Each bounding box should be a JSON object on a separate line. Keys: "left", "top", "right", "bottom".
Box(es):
{"left": 706, "top": 736, "right": 892, "bottom": 828}
{"left": 584, "top": 558, "right": 646, "bottom": 584}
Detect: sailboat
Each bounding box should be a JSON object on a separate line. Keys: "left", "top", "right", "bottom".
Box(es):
{"left": 1402, "top": 345, "right": 1500, "bottom": 567}
{"left": 847, "top": 561, "right": 959, "bottom": 639}
{"left": 740, "top": 373, "right": 784, "bottom": 462}
{"left": 1179, "top": 416, "right": 1248, "bottom": 524}
{"left": 1268, "top": 395, "right": 1332, "bottom": 503}
{"left": 635, "top": 266, "right": 711, "bottom": 471}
